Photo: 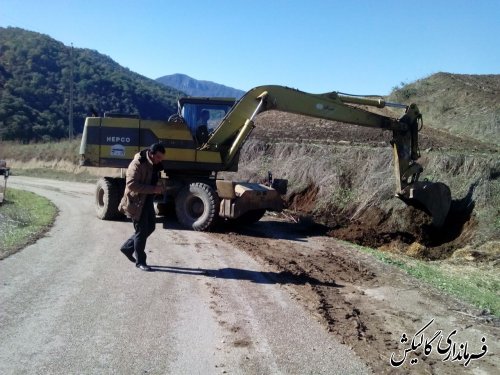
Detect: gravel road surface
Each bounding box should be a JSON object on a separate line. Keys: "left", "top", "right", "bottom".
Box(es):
{"left": 0, "top": 176, "right": 369, "bottom": 374}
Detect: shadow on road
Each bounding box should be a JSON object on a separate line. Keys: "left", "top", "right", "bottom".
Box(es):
{"left": 159, "top": 215, "right": 328, "bottom": 243}
{"left": 216, "top": 219, "right": 328, "bottom": 242}
{"left": 149, "top": 265, "right": 342, "bottom": 287}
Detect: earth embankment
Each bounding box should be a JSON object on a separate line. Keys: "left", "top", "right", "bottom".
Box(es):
{"left": 228, "top": 110, "right": 500, "bottom": 261}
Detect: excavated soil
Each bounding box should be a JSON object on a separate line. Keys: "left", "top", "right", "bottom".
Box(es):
{"left": 288, "top": 196, "right": 479, "bottom": 261}
{"left": 251, "top": 111, "right": 498, "bottom": 260}
{"left": 219, "top": 111, "right": 500, "bottom": 372}
{"left": 211, "top": 218, "right": 499, "bottom": 374}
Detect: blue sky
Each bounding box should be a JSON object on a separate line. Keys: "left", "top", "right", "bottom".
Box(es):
{"left": 1, "top": 0, "right": 499, "bottom": 94}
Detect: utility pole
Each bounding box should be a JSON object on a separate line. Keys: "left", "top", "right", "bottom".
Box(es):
{"left": 69, "top": 43, "right": 74, "bottom": 140}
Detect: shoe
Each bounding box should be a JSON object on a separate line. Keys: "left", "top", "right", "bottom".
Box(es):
{"left": 120, "top": 248, "right": 136, "bottom": 263}
{"left": 136, "top": 263, "right": 152, "bottom": 272}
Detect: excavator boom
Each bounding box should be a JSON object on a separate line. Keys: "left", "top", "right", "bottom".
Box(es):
{"left": 204, "top": 85, "right": 451, "bottom": 225}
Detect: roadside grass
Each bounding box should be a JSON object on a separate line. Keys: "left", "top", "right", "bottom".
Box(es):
{"left": 350, "top": 242, "right": 500, "bottom": 317}
{"left": 12, "top": 168, "right": 98, "bottom": 183}
{"left": 1, "top": 139, "right": 82, "bottom": 164}
{"left": 0, "top": 188, "right": 58, "bottom": 259}
{"left": 0, "top": 139, "right": 119, "bottom": 184}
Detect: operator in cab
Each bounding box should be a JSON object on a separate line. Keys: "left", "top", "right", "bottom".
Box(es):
{"left": 196, "top": 109, "right": 210, "bottom": 145}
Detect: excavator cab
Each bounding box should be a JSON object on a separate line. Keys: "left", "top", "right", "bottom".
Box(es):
{"left": 177, "top": 97, "right": 235, "bottom": 145}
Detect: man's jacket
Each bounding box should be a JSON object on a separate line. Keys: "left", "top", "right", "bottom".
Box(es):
{"left": 118, "top": 150, "right": 162, "bottom": 221}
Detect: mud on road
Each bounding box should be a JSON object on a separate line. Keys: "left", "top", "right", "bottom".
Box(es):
{"left": 249, "top": 110, "right": 499, "bottom": 262}
{"left": 211, "top": 217, "right": 499, "bottom": 374}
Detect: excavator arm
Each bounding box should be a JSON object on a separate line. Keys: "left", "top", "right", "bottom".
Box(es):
{"left": 204, "top": 85, "right": 451, "bottom": 225}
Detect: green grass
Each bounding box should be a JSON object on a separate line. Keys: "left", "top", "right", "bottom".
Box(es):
{"left": 0, "top": 188, "right": 58, "bottom": 259}
{"left": 350, "top": 242, "right": 500, "bottom": 317}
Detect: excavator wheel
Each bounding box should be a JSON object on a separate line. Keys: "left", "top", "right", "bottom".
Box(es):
{"left": 175, "top": 182, "right": 219, "bottom": 231}
{"left": 95, "top": 177, "right": 125, "bottom": 220}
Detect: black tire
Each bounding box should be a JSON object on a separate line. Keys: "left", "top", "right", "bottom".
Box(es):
{"left": 95, "top": 177, "right": 125, "bottom": 220}
{"left": 230, "top": 209, "right": 266, "bottom": 226}
{"left": 175, "top": 182, "right": 219, "bottom": 231}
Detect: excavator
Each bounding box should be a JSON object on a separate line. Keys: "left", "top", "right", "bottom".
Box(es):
{"left": 79, "top": 85, "right": 452, "bottom": 230}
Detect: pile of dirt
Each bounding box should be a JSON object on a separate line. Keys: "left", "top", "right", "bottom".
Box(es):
{"left": 211, "top": 219, "right": 500, "bottom": 374}
{"left": 285, "top": 184, "right": 479, "bottom": 260}
{"left": 247, "top": 109, "right": 498, "bottom": 260}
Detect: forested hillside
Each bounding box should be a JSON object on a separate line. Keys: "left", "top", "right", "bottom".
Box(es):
{"left": 0, "top": 27, "right": 183, "bottom": 142}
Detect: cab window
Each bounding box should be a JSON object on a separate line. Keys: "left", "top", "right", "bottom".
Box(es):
{"left": 181, "top": 103, "right": 233, "bottom": 136}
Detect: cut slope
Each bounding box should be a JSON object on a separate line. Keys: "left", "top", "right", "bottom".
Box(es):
{"left": 233, "top": 84, "right": 499, "bottom": 257}
{"left": 252, "top": 110, "right": 497, "bottom": 153}
{"left": 388, "top": 72, "right": 500, "bottom": 146}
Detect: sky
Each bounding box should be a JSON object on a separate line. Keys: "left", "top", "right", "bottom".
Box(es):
{"left": 1, "top": 0, "right": 499, "bottom": 95}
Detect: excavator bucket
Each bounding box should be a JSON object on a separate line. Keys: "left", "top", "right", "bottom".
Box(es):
{"left": 398, "top": 181, "right": 452, "bottom": 226}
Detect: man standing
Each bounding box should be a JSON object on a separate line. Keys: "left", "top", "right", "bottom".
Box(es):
{"left": 119, "top": 143, "right": 165, "bottom": 271}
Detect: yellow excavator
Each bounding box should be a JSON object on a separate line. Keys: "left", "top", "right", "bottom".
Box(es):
{"left": 79, "top": 85, "right": 452, "bottom": 230}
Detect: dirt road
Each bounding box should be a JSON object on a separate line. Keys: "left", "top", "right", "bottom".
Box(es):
{"left": 213, "top": 223, "right": 500, "bottom": 373}
{"left": 1, "top": 176, "right": 370, "bottom": 374}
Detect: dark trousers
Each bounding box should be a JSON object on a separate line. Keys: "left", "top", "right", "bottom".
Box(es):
{"left": 121, "top": 198, "right": 156, "bottom": 265}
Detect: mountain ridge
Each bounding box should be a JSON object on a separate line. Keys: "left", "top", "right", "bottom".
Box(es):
{"left": 156, "top": 73, "right": 245, "bottom": 98}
